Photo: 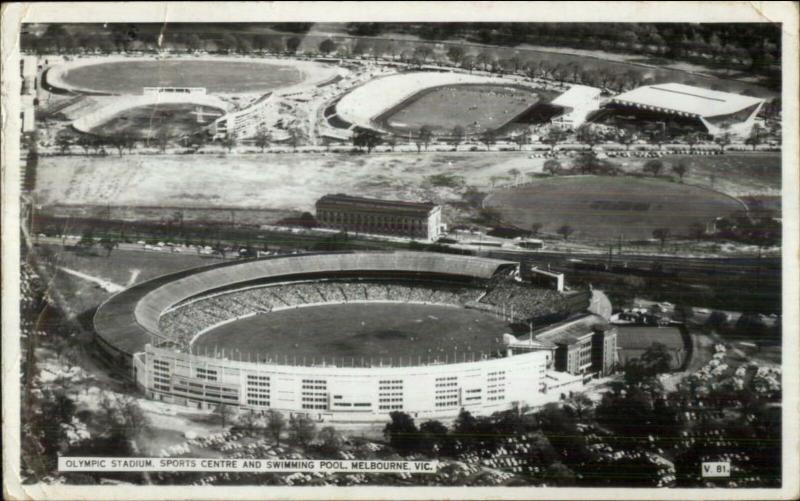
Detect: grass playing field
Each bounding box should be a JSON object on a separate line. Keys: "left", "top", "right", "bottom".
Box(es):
{"left": 88, "top": 103, "right": 224, "bottom": 139}
{"left": 484, "top": 175, "right": 745, "bottom": 240}
{"left": 193, "top": 302, "right": 510, "bottom": 364}
{"left": 616, "top": 325, "right": 688, "bottom": 369}
{"left": 376, "top": 84, "right": 543, "bottom": 136}
{"left": 60, "top": 59, "right": 304, "bottom": 94}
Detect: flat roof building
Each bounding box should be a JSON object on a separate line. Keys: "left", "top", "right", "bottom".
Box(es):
{"left": 608, "top": 82, "right": 765, "bottom": 138}
{"left": 315, "top": 194, "right": 442, "bottom": 241}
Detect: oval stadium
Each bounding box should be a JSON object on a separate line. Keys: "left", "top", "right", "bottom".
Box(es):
{"left": 94, "top": 252, "right": 618, "bottom": 423}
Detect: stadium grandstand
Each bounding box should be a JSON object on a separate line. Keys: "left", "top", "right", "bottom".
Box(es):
{"left": 93, "top": 252, "right": 614, "bottom": 423}
{"left": 593, "top": 82, "right": 765, "bottom": 138}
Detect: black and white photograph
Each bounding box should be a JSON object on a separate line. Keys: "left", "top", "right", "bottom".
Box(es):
{"left": 2, "top": 2, "right": 798, "bottom": 500}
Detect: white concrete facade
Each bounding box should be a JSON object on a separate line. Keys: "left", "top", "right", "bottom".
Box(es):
{"left": 135, "top": 343, "right": 554, "bottom": 422}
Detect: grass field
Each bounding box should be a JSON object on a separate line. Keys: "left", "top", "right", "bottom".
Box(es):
{"left": 34, "top": 151, "right": 780, "bottom": 235}
{"left": 616, "top": 325, "right": 687, "bottom": 369}
{"left": 60, "top": 59, "right": 304, "bottom": 94}
{"left": 377, "top": 84, "right": 541, "bottom": 135}
{"left": 89, "top": 103, "right": 224, "bottom": 139}
{"left": 484, "top": 175, "right": 745, "bottom": 240}
{"left": 194, "top": 302, "right": 509, "bottom": 363}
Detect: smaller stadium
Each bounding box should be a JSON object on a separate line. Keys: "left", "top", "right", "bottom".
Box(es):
{"left": 94, "top": 252, "right": 618, "bottom": 423}
{"left": 331, "top": 71, "right": 572, "bottom": 138}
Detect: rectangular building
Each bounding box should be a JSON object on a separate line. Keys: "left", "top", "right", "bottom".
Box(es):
{"left": 315, "top": 194, "right": 442, "bottom": 241}
{"left": 533, "top": 314, "right": 618, "bottom": 378}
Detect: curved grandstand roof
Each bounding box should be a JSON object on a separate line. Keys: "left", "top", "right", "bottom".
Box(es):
{"left": 610, "top": 83, "right": 764, "bottom": 118}
{"left": 335, "top": 71, "right": 531, "bottom": 130}
{"left": 94, "top": 252, "right": 517, "bottom": 357}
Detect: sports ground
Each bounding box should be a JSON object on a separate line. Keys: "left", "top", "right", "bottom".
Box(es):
{"left": 193, "top": 302, "right": 509, "bottom": 363}
{"left": 57, "top": 59, "right": 305, "bottom": 94}
{"left": 484, "top": 175, "right": 745, "bottom": 240}
{"left": 88, "top": 103, "right": 224, "bottom": 139}
{"left": 616, "top": 325, "right": 688, "bottom": 369}
{"left": 376, "top": 84, "right": 542, "bottom": 136}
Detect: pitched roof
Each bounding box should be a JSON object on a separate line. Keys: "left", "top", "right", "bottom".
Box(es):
{"left": 316, "top": 194, "right": 438, "bottom": 216}
{"left": 611, "top": 83, "right": 764, "bottom": 118}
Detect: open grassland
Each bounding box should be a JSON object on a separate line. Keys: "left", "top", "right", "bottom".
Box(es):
{"left": 35, "top": 151, "right": 780, "bottom": 232}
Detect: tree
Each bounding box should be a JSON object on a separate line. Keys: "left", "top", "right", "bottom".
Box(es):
{"left": 99, "top": 236, "right": 118, "bottom": 257}
{"left": 317, "top": 426, "right": 344, "bottom": 454}
{"left": 56, "top": 135, "right": 73, "bottom": 155}
{"left": 557, "top": 224, "right": 574, "bottom": 241}
{"left": 214, "top": 404, "right": 236, "bottom": 428}
{"left": 218, "top": 33, "right": 238, "bottom": 54}
{"left": 715, "top": 132, "right": 732, "bottom": 154}
{"left": 543, "top": 462, "right": 576, "bottom": 486}
{"left": 78, "top": 136, "right": 95, "bottom": 156}
{"left": 643, "top": 159, "right": 664, "bottom": 176}
{"left": 688, "top": 222, "right": 706, "bottom": 240}
{"left": 450, "top": 125, "right": 465, "bottom": 149}
{"left": 447, "top": 45, "right": 465, "bottom": 65}
{"left": 416, "top": 126, "right": 434, "bottom": 152}
{"left": 745, "top": 124, "right": 764, "bottom": 151}
{"left": 237, "top": 410, "right": 262, "bottom": 433}
{"left": 419, "top": 420, "right": 449, "bottom": 455}
{"left": 254, "top": 127, "right": 272, "bottom": 152}
{"left": 287, "top": 127, "right": 302, "bottom": 152}
{"left": 573, "top": 151, "right": 601, "bottom": 174}
{"left": 319, "top": 38, "right": 337, "bottom": 55}
{"left": 286, "top": 36, "right": 302, "bottom": 54}
{"left": 508, "top": 168, "right": 521, "bottom": 186}
{"left": 154, "top": 129, "right": 170, "bottom": 153}
{"left": 543, "top": 159, "right": 561, "bottom": 176}
{"left": 78, "top": 227, "right": 96, "bottom": 250}
{"left": 352, "top": 129, "right": 382, "bottom": 153}
{"left": 543, "top": 127, "right": 565, "bottom": 151}
{"left": 288, "top": 414, "right": 317, "bottom": 446}
{"left": 576, "top": 124, "right": 601, "bottom": 148}
{"left": 383, "top": 411, "right": 420, "bottom": 454}
{"left": 652, "top": 228, "right": 670, "bottom": 249}
{"left": 530, "top": 222, "right": 543, "bottom": 235}
{"left": 513, "top": 133, "right": 527, "bottom": 150}
{"left": 266, "top": 409, "right": 285, "bottom": 446}
{"left": 640, "top": 341, "right": 674, "bottom": 374}
{"left": 567, "top": 393, "right": 594, "bottom": 421}
{"left": 671, "top": 160, "right": 688, "bottom": 182}
{"left": 221, "top": 135, "right": 237, "bottom": 153}
{"left": 479, "top": 129, "right": 496, "bottom": 151}
{"left": 185, "top": 34, "right": 203, "bottom": 52}
{"left": 685, "top": 132, "right": 702, "bottom": 154}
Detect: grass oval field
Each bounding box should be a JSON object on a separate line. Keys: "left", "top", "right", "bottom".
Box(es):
{"left": 484, "top": 175, "right": 745, "bottom": 240}
{"left": 375, "top": 83, "right": 546, "bottom": 136}
{"left": 59, "top": 59, "right": 305, "bottom": 94}
{"left": 193, "top": 302, "right": 509, "bottom": 363}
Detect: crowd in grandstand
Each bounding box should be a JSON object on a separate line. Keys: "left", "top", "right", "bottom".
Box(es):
{"left": 159, "top": 280, "right": 483, "bottom": 348}
{"left": 478, "top": 277, "right": 575, "bottom": 323}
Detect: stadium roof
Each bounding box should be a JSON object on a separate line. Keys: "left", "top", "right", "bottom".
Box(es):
{"left": 610, "top": 83, "right": 764, "bottom": 118}
{"left": 534, "top": 314, "right": 608, "bottom": 346}
{"left": 316, "top": 194, "right": 438, "bottom": 216}
{"left": 95, "top": 252, "right": 518, "bottom": 356}
{"left": 551, "top": 85, "right": 602, "bottom": 109}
